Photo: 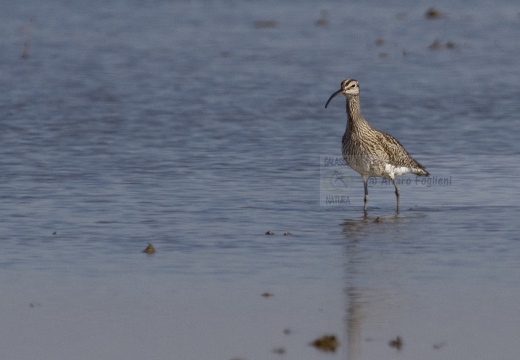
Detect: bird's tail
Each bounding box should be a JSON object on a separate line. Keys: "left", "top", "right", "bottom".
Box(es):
{"left": 415, "top": 168, "right": 430, "bottom": 177}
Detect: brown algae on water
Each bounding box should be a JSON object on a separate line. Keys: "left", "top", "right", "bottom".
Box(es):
{"left": 388, "top": 336, "right": 403, "bottom": 350}
{"left": 425, "top": 7, "right": 445, "bottom": 19}
{"left": 143, "top": 243, "right": 156, "bottom": 254}
{"left": 311, "top": 335, "right": 339, "bottom": 352}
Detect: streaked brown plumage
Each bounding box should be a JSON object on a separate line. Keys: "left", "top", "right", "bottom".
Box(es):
{"left": 325, "top": 79, "right": 429, "bottom": 212}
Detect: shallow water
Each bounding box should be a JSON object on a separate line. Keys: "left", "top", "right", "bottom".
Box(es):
{"left": 1, "top": 1, "right": 520, "bottom": 359}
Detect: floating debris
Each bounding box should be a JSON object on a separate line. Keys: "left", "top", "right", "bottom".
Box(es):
{"left": 425, "top": 7, "right": 445, "bottom": 19}
{"left": 388, "top": 336, "right": 403, "bottom": 350}
{"left": 429, "top": 40, "right": 456, "bottom": 50}
{"left": 261, "top": 292, "right": 273, "bottom": 298}
{"left": 315, "top": 10, "right": 329, "bottom": 27}
{"left": 143, "top": 243, "right": 156, "bottom": 254}
{"left": 254, "top": 20, "right": 278, "bottom": 29}
{"left": 283, "top": 328, "right": 291, "bottom": 335}
{"left": 374, "top": 217, "right": 383, "bottom": 223}
{"left": 375, "top": 38, "right": 385, "bottom": 47}
{"left": 272, "top": 347, "right": 286, "bottom": 355}
{"left": 283, "top": 232, "right": 292, "bottom": 236}
{"left": 265, "top": 231, "right": 275, "bottom": 235}
{"left": 311, "top": 335, "right": 339, "bottom": 352}
{"left": 432, "top": 341, "right": 446, "bottom": 350}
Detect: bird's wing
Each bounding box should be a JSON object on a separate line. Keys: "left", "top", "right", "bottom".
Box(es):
{"left": 377, "top": 131, "right": 425, "bottom": 170}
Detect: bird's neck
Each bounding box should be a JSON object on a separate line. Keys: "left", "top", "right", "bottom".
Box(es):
{"left": 346, "top": 95, "right": 370, "bottom": 133}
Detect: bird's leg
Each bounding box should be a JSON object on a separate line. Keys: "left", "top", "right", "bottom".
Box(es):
{"left": 392, "top": 177, "right": 400, "bottom": 213}
{"left": 362, "top": 175, "right": 369, "bottom": 212}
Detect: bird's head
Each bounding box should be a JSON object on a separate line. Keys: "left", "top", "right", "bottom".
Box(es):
{"left": 325, "top": 79, "right": 360, "bottom": 108}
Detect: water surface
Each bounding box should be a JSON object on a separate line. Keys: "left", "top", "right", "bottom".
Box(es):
{"left": 1, "top": 1, "right": 519, "bottom": 359}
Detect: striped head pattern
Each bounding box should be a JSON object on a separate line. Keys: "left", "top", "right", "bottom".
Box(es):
{"left": 325, "top": 79, "right": 360, "bottom": 108}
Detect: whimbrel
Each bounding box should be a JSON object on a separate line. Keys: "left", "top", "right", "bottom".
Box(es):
{"left": 325, "top": 79, "right": 429, "bottom": 212}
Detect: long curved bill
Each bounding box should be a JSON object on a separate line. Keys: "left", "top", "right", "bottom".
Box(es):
{"left": 325, "top": 89, "right": 343, "bottom": 108}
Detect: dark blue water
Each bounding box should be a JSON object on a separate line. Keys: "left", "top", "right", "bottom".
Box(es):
{"left": 1, "top": 1, "right": 519, "bottom": 359}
